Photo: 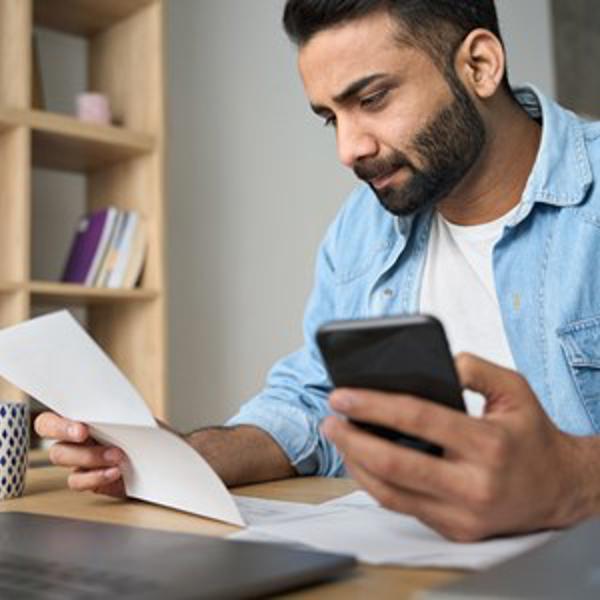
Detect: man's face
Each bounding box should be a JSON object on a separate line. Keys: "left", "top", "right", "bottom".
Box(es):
{"left": 298, "top": 10, "right": 486, "bottom": 216}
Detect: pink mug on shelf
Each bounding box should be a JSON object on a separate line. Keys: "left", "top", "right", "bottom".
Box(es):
{"left": 75, "top": 92, "right": 112, "bottom": 125}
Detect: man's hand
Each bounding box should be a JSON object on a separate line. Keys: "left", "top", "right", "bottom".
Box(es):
{"left": 34, "top": 412, "right": 126, "bottom": 497}
{"left": 35, "top": 413, "right": 296, "bottom": 493}
{"left": 321, "top": 353, "right": 591, "bottom": 542}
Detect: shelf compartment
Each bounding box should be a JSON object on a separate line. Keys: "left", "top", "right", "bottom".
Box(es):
{"left": 29, "top": 281, "right": 159, "bottom": 305}
{"left": 28, "top": 110, "right": 154, "bottom": 172}
{"left": 33, "top": 0, "right": 156, "bottom": 37}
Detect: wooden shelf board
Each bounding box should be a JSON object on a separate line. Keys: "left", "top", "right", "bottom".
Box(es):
{"left": 28, "top": 110, "right": 154, "bottom": 172}
{"left": 33, "top": 0, "right": 156, "bottom": 37}
{"left": 29, "top": 281, "right": 159, "bottom": 305}
{"left": 0, "top": 119, "right": 13, "bottom": 134}
{"left": 0, "top": 282, "right": 21, "bottom": 294}
{"left": 0, "top": 108, "right": 22, "bottom": 132}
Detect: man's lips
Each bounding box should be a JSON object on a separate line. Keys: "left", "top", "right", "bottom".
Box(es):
{"left": 370, "top": 167, "right": 403, "bottom": 190}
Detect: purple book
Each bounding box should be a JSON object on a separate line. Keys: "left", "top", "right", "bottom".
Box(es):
{"left": 61, "top": 208, "right": 111, "bottom": 284}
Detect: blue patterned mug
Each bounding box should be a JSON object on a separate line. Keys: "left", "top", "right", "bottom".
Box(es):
{"left": 0, "top": 402, "right": 29, "bottom": 499}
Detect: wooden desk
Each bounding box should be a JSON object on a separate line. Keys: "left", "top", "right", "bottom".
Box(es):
{"left": 2, "top": 465, "right": 465, "bottom": 599}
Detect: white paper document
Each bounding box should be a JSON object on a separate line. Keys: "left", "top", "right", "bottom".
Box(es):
{"left": 232, "top": 491, "right": 555, "bottom": 569}
{"left": 233, "top": 495, "right": 321, "bottom": 527}
{"left": 0, "top": 311, "right": 243, "bottom": 526}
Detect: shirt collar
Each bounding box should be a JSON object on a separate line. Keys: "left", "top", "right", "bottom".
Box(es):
{"left": 390, "top": 85, "right": 594, "bottom": 243}
{"left": 516, "top": 85, "right": 593, "bottom": 209}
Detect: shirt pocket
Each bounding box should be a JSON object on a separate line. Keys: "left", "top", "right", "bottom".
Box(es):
{"left": 557, "top": 315, "right": 600, "bottom": 431}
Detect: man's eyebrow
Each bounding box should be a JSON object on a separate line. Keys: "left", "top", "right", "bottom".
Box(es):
{"left": 310, "top": 73, "right": 388, "bottom": 117}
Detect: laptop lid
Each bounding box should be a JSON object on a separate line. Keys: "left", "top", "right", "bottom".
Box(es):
{"left": 421, "top": 518, "right": 600, "bottom": 600}
{"left": 0, "top": 512, "right": 355, "bottom": 599}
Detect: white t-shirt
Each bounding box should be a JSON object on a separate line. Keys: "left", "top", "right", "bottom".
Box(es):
{"left": 419, "top": 206, "right": 519, "bottom": 416}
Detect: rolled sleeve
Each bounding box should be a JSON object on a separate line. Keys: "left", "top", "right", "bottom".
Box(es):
{"left": 226, "top": 219, "right": 345, "bottom": 477}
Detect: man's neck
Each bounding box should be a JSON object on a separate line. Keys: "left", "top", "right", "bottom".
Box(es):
{"left": 437, "top": 99, "right": 542, "bottom": 226}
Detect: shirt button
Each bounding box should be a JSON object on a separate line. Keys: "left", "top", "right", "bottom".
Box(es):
{"left": 383, "top": 288, "right": 394, "bottom": 298}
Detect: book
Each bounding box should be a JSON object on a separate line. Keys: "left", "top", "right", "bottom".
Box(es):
{"left": 95, "top": 210, "right": 127, "bottom": 287}
{"left": 84, "top": 207, "right": 119, "bottom": 287}
{"left": 61, "top": 208, "right": 115, "bottom": 285}
{"left": 122, "top": 215, "right": 148, "bottom": 288}
{"left": 106, "top": 211, "right": 138, "bottom": 288}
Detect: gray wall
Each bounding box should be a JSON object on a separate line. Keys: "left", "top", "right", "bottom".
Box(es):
{"left": 165, "top": 0, "right": 558, "bottom": 430}
{"left": 552, "top": 0, "right": 600, "bottom": 117}
{"left": 496, "top": 0, "right": 556, "bottom": 97}
{"left": 32, "top": 29, "right": 86, "bottom": 283}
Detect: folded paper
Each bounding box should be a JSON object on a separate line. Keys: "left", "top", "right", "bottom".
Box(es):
{"left": 0, "top": 311, "right": 243, "bottom": 526}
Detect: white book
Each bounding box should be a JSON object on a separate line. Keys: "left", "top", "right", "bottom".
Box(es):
{"left": 122, "top": 216, "right": 148, "bottom": 289}
{"left": 95, "top": 210, "right": 126, "bottom": 287}
{"left": 84, "top": 206, "right": 119, "bottom": 287}
{"left": 107, "top": 211, "right": 139, "bottom": 288}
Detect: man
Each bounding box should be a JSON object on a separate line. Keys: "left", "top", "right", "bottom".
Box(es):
{"left": 36, "top": 0, "right": 600, "bottom": 542}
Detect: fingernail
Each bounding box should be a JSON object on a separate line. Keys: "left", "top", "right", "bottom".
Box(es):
{"left": 104, "top": 449, "right": 121, "bottom": 464}
{"left": 104, "top": 467, "right": 121, "bottom": 480}
{"left": 68, "top": 424, "right": 81, "bottom": 439}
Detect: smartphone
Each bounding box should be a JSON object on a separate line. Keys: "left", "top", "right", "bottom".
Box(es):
{"left": 316, "top": 314, "right": 465, "bottom": 456}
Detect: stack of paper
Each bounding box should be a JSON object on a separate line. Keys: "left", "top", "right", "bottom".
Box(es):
{"left": 232, "top": 491, "right": 555, "bottom": 570}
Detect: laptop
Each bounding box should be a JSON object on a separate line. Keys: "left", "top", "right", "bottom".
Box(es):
{"left": 421, "top": 518, "right": 600, "bottom": 599}
{"left": 0, "top": 512, "right": 355, "bottom": 599}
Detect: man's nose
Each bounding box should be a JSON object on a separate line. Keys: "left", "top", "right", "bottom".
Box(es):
{"left": 336, "top": 119, "right": 377, "bottom": 168}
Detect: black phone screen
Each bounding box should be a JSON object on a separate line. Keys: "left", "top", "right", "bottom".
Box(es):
{"left": 316, "top": 315, "right": 465, "bottom": 456}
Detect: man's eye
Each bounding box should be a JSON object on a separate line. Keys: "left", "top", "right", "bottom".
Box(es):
{"left": 323, "top": 115, "right": 337, "bottom": 128}
{"left": 361, "top": 89, "right": 388, "bottom": 109}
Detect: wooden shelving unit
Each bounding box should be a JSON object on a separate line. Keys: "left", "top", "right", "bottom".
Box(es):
{"left": 0, "top": 0, "right": 167, "bottom": 418}
{"left": 29, "top": 281, "right": 160, "bottom": 304}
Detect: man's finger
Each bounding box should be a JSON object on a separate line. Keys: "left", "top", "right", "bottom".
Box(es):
{"left": 93, "top": 479, "right": 127, "bottom": 498}
{"left": 67, "top": 467, "right": 123, "bottom": 493}
{"left": 344, "top": 457, "right": 438, "bottom": 519}
{"left": 321, "top": 416, "right": 469, "bottom": 501}
{"left": 49, "top": 442, "right": 125, "bottom": 470}
{"left": 329, "top": 388, "right": 491, "bottom": 456}
{"left": 34, "top": 412, "right": 89, "bottom": 443}
{"left": 345, "top": 458, "right": 490, "bottom": 542}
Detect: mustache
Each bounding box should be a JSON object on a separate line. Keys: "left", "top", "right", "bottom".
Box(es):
{"left": 353, "top": 152, "right": 413, "bottom": 182}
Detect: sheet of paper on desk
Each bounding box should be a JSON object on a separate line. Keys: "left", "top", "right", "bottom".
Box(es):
{"left": 231, "top": 491, "right": 555, "bottom": 569}
{"left": 233, "top": 495, "right": 322, "bottom": 526}
{"left": 0, "top": 311, "right": 244, "bottom": 527}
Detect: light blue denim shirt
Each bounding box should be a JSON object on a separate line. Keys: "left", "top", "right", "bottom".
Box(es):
{"left": 228, "top": 86, "right": 600, "bottom": 477}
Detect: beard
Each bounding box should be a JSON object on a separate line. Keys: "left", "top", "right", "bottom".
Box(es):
{"left": 353, "top": 78, "right": 486, "bottom": 217}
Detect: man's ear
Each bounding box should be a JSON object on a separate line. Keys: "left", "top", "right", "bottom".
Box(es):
{"left": 455, "top": 28, "right": 506, "bottom": 99}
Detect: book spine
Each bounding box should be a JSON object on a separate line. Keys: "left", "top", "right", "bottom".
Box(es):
{"left": 122, "top": 216, "right": 148, "bottom": 289}
{"left": 61, "top": 215, "right": 92, "bottom": 283}
{"left": 62, "top": 211, "right": 106, "bottom": 284}
{"left": 85, "top": 207, "right": 119, "bottom": 287}
{"left": 107, "top": 211, "right": 138, "bottom": 288}
{"left": 97, "top": 210, "right": 127, "bottom": 287}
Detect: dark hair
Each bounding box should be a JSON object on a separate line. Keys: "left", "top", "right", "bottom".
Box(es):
{"left": 283, "top": 0, "right": 512, "bottom": 93}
